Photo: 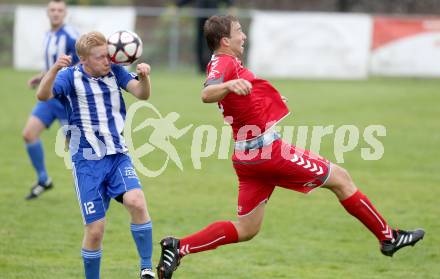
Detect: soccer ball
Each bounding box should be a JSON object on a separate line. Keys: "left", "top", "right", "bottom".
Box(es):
{"left": 107, "top": 30, "right": 143, "bottom": 65}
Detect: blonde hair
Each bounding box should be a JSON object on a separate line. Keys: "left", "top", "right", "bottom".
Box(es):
{"left": 75, "top": 31, "right": 107, "bottom": 58}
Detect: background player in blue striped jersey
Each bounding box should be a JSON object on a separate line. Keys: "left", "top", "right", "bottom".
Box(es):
{"left": 36, "top": 31, "right": 155, "bottom": 279}
{"left": 23, "top": 0, "right": 79, "bottom": 200}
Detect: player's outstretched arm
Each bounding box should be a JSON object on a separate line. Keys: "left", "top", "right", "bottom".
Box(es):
{"left": 126, "top": 63, "right": 151, "bottom": 100}
{"left": 36, "top": 55, "right": 71, "bottom": 101}
{"left": 201, "top": 78, "right": 252, "bottom": 103}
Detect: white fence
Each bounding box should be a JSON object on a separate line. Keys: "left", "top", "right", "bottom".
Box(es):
{"left": 14, "top": 5, "right": 136, "bottom": 70}
{"left": 248, "top": 11, "right": 440, "bottom": 78}
{"left": 369, "top": 16, "right": 440, "bottom": 77}
{"left": 7, "top": 5, "right": 440, "bottom": 78}
{"left": 249, "top": 11, "right": 372, "bottom": 79}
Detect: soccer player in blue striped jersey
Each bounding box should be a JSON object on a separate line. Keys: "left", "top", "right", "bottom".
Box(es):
{"left": 24, "top": 0, "right": 79, "bottom": 200}
{"left": 36, "top": 31, "right": 155, "bottom": 279}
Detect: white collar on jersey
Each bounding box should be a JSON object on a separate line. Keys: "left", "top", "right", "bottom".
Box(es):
{"left": 79, "top": 64, "right": 114, "bottom": 80}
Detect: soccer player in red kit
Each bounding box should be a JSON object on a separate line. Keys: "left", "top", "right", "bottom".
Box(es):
{"left": 156, "top": 15, "right": 425, "bottom": 279}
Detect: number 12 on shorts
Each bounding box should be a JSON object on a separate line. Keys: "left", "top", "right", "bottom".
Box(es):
{"left": 84, "top": 202, "right": 96, "bottom": 215}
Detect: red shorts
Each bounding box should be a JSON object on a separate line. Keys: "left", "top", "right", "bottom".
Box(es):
{"left": 232, "top": 139, "right": 331, "bottom": 217}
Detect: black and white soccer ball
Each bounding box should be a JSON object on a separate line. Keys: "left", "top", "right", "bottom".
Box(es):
{"left": 107, "top": 30, "right": 143, "bottom": 65}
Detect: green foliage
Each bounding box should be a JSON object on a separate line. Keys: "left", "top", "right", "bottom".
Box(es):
{"left": 0, "top": 69, "right": 438, "bottom": 278}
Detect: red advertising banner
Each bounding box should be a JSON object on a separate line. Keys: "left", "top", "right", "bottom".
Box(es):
{"left": 371, "top": 16, "right": 440, "bottom": 76}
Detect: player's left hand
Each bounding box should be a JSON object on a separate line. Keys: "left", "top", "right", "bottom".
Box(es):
{"left": 281, "top": 95, "right": 288, "bottom": 104}
{"left": 136, "top": 63, "right": 151, "bottom": 78}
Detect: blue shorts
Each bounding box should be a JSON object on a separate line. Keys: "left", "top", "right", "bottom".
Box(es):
{"left": 72, "top": 153, "right": 142, "bottom": 224}
{"left": 31, "top": 99, "right": 67, "bottom": 128}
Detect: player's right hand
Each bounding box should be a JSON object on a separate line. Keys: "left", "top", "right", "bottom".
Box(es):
{"left": 54, "top": 54, "right": 72, "bottom": 71}
{"left": 227, "top": 79, "right": 252, "bottom": 96}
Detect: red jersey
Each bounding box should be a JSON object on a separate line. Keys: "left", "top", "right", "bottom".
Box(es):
{"left": 205, "top": 54, "right": 289, "bottom": 141}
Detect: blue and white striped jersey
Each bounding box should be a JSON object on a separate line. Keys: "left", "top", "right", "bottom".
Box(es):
{"left": 52, "top": 64, "right": 136, "bottom": 161}
{"left": 44, "top": 24, "right": 79, "bottom": 71}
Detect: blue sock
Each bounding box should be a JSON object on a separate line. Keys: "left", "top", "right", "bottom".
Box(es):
{"left": 81, "top": 249, "right": 101, "bottom": 279}
{"left": 26, "top": 140, "right": 48, "bottom": 184}
{"left": 131, "top": 221, "right": 153, "bottom": 269}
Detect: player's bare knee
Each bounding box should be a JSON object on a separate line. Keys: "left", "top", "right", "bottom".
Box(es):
{"left": 123, "top": 193, "right": 146, "bottom": 213}
{"left": 22, "top": 128, "right": 37, "bottom": 143}
{"left": 323, "top": 166, "right": 351, "bottom": 196}
{"left": 125, "top": 197, "right": 143, "bottom": 210}
{"left": 333, "top": 166, "right": 354, "bottom": 187}
{"left": 87, "top": 232, "right": 103, "bottom": 245}
{"left": 325, "top": 165, "right": 357, "bottom": 199}
{"left": 241, "top": 225, "right": 260, "bottom": 241}
{"left": 236, "top": 220, "right": 261, "bottom": 242}
{"left": 335, "top": 165, "right": 351, "bottom": 181}
{"left": 244, "top": 227, "right": 260, "bottom": 241}
{"left": 85, "top": 224, "right": 104, "bottom": 245}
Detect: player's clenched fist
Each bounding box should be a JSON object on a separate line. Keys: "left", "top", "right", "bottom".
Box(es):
{"left": 54, "top": 54, "right": 72, "bottom": 70}
{"left": 136, "top": 63, "right": 151, "bottom": 78}
{"left": 226, "top": 78, "right": 252, "bottom": 95}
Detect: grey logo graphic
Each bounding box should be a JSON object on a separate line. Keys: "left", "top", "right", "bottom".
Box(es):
{"left": 54, "top": 102, "right": 387, "bottom": 177}
{"left": 125, "top": 102, "right": 192, "bottom": 177}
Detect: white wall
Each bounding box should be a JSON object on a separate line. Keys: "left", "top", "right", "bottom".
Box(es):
{"left": 248, "top": 11, "right": 372, "bottom": 79}
{"left": 248, "top": 11, "right": 440, "bottom": 78}
{"left": 14, "top": 8, "right": 440, "bottom": 77}
{"left": 370, "top": 17, "right": 440, "bottom": 77}
{"left": 14, "top": 5, "right": 136, "bottom": 70}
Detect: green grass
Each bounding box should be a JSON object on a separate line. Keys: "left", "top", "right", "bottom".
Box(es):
{"left": 0, "top": 68, "right": 439, "bottom": 278}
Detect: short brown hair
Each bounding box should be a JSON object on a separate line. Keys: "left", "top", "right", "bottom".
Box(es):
{"left": 204, "top": 15, "right": 238, "bottom": 51}
{"left": 75, "top": 31, "right": 107, "bottom": 58}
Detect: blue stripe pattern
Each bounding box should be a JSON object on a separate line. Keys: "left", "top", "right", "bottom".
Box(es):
{"left": 130, "top": 221, "right": 153, "bottom": 269}
{"left": 118, "top": 88, "right": 127, "bottom": 121}
{"left": 81, "top": 76, "right": 99, "bottom": 126}
{"left": 82, "top": 248, "right": 101, "bottom": 279}
{"left": 67, "top": 69, "right": 83, "bottom": 152}
{"left": 98, "top": 79, "right": 122, "bottom": 151}
{"left": 54, "top": 64, "right": 134, "bottom": 160}
{"left": 81, "top": 249, "right": 102, "bottom": 259}
{"left": 130, "top": 221, "right": 153, "bottom": 232}
{"left": 52, "top": 34, "right": 59, "bottom": 68}
{"left": 44, "top": 25, "right": 78, "bottom": 71}
{"left": 44, "top": 34, "right": 51, "bottom": 71}
{"left": 81, "top": 75, "right": 107, "bottom": 155}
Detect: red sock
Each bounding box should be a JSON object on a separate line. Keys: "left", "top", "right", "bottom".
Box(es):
{"left": 179, "top": 221, "right": 239, "bottom": 256}
{"left": 341, "top": 190, "right": 393, "bottom": 241}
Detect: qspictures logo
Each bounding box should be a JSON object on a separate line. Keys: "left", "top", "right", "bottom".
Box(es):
{"left": 55, "top": 101, "right": 386, "bottom": 177}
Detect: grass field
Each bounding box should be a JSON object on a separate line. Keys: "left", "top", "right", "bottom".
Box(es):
{"left": 0, "top": 68, "right": 439, "bottom": 279}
